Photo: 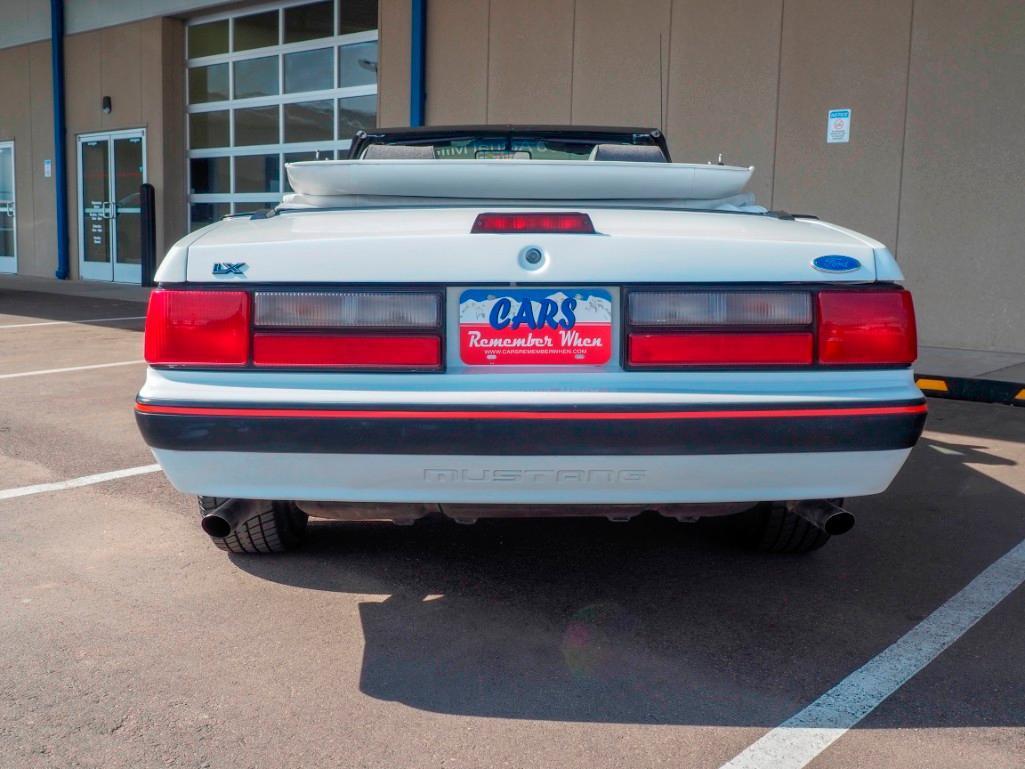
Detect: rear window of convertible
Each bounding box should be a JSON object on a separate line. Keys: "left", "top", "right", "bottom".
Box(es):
{"left": 389, "top": 138, "right": 630, "bottom": 160}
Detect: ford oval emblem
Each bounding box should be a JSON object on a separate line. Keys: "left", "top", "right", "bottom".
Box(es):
{"left": 813, "top": 254, "right": 861, "bottom": 273}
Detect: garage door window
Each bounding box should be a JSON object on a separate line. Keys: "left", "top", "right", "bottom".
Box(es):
{"left": 187, "top": 0, "right": 378, "bottom": 231}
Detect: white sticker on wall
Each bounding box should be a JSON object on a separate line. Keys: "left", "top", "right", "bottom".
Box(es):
{"left": 43, "top": 159, "right": 52, "bottom": 177}
{"left": 828, "top": 109, "right": 851, "bottom": 143}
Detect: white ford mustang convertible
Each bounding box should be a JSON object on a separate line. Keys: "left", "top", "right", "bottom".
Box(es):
{"left": 136, "top": 126, "right": 925, "bottom": 555}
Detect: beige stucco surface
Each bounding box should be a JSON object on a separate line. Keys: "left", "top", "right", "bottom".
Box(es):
{"left": 772, "top": 0, "right": 912, "bottom": 252}
{"left": 425, "top": 0, "right": 490, "bottom": 124}
{"left": 896, "top": 0, "right": 1025, "bottom": 351}
{"left": 65, "top": 18, "right": 185, "bottom": 279}
{"left": 1, "top": 17, "right": 184, "bottom": 280}
{"left": 378, "top": 0, "right": 412, "bottom": 127}
{"left": 0, "top": 40, "right": 56, "bottom": 279}
{"left": 666, "top": 0, "right": 782, "bottom": 204}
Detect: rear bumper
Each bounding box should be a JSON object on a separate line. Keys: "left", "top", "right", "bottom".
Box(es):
{"left": 136, "top": 399, "right": 925, "bottom": 504}
{"left": 136, "top": 367, "right": 926, "bottom": 504}
{"left": 147, "top": 447, "right": 914, "bottom": 504}
{"left": 136, "top": 400, "right": 926, "bottom": 456}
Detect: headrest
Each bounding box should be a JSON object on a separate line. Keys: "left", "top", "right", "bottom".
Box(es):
{"left": 361, "top": 144, "right": 436, "bottom": 159}
{"left": 588, "top": 143, "right": 667, "bottom": 162}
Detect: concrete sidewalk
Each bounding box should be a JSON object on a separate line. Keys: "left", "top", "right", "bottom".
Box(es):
{"left": 914, "top": 346, "right": 1025, "bottom": 406}
{"left": 917, "top": 345, "right": 1025, "bottom": 385}
{"left": 2, "top": 272, "right": 1023, "bottom": 394}
{"left": 0, "top": 273, "right": 151, "bottom": 303}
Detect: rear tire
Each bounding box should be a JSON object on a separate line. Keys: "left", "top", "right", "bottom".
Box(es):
{"left": 198, "top": 497, "right": 308, "bottom": 554}
{"left": 720, "top": 501, "right": 831, "bottom": 554}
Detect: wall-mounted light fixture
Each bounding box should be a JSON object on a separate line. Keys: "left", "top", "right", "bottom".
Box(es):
{"left": 101, "top": 96, "right": 112, "bottom": 114}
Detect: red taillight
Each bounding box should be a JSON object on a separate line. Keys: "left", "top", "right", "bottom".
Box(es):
{"left": 817, "top": 291, "right": 917, "bottom": 365}
{"left": 626, "top": 289, "right": 814, "bottom": 368}
{"left": 252, "top": 334, "right": 442, "bottom": 370}
{"left": 145, "top": 289, "right": 443, "bottom": 372}
{"left": 144, "top": 289, "right": 250, "bottom": 366}
{"left": 629, "top": 332, "right": 813, "bottom": 367}
{"left": 471, "top": 212, "right": 595, "bottom": 234}
{"left": 626, "top": 288, "right": 916, "bottom": 368}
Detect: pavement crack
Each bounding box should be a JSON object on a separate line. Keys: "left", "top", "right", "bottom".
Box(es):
{"left": 109, "top": 714, "right": 127, "bottom": 735}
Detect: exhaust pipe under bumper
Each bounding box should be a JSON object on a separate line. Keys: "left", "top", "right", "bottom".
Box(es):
{"left": 200, "top": 498, "right": 262, "bottom": 539}
{"left": 787, "top": 500, "right": 855, "bottom": 536}
{"left": 294, "top": 501, "right": 752, "bottom": 524}
{"left": 295, "top": 501, "right": 436, "bottom": 525}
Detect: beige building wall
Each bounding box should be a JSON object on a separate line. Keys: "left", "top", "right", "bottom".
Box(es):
{"left": 487, "top": 0, "right": 574, "bottom": 123}
{"left": 772, "top": 0, "right": 912, "bottom": 252}
{"left": 0, "top": 40, "right": 57, "bottom": 278}
{"left": 425, "top": 0, "right": 489, "bottom": 124}
{"left": 27, "top": 41, "right": 58, "bottom": 274}
{"left": 666, "top": 0, "right": 782, "bottom": 204}
{"left": 64, "top": 17, "right": 186, "bottom": 279}
{"left": 896, "top": 0, "right": 1025, "bottom": 352}
{"left": 0, "top": 16, "right": 185, "bottom": 279}
{"left": 571, "top": 0, "right": 669, "bottom": 128}
{"left": 378, "top": 0, "right": 412, "bottom": 126}
{"left": 418, "top": 0, "right": 1025, "bottom": 354}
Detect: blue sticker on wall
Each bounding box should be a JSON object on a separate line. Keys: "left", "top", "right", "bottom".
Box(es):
{"left": 813, "top": 254, "right": 861, "bottom": 273}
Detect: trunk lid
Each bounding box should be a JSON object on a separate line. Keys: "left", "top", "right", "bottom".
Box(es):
{"left": 184, "top": 208, "right": 884, "bottom": 284}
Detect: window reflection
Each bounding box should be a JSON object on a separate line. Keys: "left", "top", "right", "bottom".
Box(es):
{"left": 339, "top": 41, "right": 377, "bottom": 88}
{"left": 338, "top": 95, "right": 376, "bottom": 137}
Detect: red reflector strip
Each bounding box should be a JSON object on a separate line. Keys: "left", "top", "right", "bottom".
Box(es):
{"left": 818, "top": 291, "right": 917, "bottom": 365}
{"left": 144, "top": 289, "right": 250, "bottom": 366}
{"left": 471, "top": 212, "right": 595, "bottom": 234}
{"left": 628, "top": 332, "right": 814, "bottom": 366}
{"left": 252, "top": 334, "right": 442, "bottom": 369}
{"left": 136, "top": 403, "right": 927, "bottom": 420}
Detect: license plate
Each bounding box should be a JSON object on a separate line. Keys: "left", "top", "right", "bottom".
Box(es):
{"left": 459, "top": 288, "right": 613, "bottom": 365}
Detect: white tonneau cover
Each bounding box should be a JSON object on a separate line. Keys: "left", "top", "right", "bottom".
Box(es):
{"left": 282, "top": 159, "right": 762, "bottom": 212}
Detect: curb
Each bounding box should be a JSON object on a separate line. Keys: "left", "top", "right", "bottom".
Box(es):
{"left": 916, "top": 375, "right": 1025, "bottom": 407}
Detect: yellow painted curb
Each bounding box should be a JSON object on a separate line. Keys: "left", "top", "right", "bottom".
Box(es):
{"left": 916, "top": 378, "right": 949, "bottom": 393}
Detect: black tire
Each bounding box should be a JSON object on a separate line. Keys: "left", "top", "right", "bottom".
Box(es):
{"left": 719, "top": 501, "right": 832, "bottom": 554}
{"left": 198, "top": 497, "right": 308, "bottom": 554}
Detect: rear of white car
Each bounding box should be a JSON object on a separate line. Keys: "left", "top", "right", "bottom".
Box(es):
{"left": 136, "top": 202, "right": 924, "bottom": 555}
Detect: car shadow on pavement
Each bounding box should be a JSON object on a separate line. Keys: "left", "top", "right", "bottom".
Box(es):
{"left": 232, "top": 401, "right": 1025, "bottom": 727}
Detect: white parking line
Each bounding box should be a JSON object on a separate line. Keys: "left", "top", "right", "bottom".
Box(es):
{"left": 0, "top": 315, "right": 145, "bottom": 329}
{"left": 0, "top": 464, "right": 162, "bottom": 501}
{"left": 0, "top": 360, "right": 145, "bottom": 380}
{"left": 719, "top": 538, "right": 1025, "bottom": 769}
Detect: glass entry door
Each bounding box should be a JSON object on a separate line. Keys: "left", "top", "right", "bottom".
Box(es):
{"left": 0, "top": 141, "right": 15, "bottom": 274}
{"left": 77, "top": 130, "right": 146, "bottom": 283}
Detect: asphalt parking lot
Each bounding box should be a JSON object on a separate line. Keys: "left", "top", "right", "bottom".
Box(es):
{"left": 1, "top": 288, "right": 1024, "bottom": 769}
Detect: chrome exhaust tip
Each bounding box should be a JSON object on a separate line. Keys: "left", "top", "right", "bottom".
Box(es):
{"left": 788, "top": 500, "right": 855, "bottom": 536}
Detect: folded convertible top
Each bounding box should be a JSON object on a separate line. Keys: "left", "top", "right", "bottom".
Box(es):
{"left": 283, "top": 159, "right": 755, "bottom": 205}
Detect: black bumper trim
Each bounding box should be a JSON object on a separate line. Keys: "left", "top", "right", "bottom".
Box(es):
{"left": 135, "top": 400, "right": 927, "bottom": 456}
